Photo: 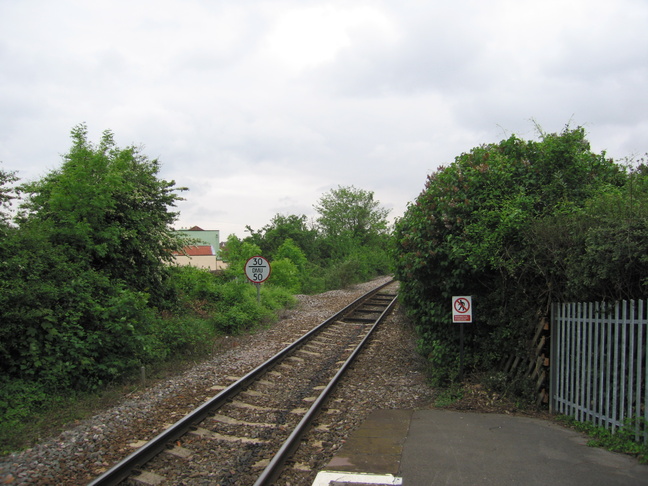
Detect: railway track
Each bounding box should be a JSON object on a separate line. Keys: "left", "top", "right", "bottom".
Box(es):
{"left": 88, "top": 280, "right": 398, "bottom": 486}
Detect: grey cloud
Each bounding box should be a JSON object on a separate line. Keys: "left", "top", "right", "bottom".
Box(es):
{"left": 1, "top": 0, "right": 646, "bottom": 237}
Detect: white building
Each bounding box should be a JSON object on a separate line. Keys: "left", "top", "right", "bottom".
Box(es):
{"left": 172, "top": 226, "right": 227, "bottom": 272}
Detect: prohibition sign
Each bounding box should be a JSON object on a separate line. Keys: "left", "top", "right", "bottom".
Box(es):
{"left": 454, "top": 297, "right": 470, "bottom": 314}
{"left": 452, "top": 296, "right": 472, "bottom": 323}
{"left": 452, "top": 295, "right": 473, "bottom": 380}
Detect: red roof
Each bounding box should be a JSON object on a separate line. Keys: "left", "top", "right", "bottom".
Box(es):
{"left": 173, "top": 245, "right": 215, "bottom": 256}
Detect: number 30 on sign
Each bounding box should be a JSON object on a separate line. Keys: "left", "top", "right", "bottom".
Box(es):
{"left": 245, "top": 256, "right": 271, "bottom": 283}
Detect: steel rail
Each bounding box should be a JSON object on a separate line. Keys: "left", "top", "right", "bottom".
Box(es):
{"left": 87, "top": 279, "right": 394, "bottom": 486}
{"left": 253, "top": 289, "right": 399, "bottom": 485}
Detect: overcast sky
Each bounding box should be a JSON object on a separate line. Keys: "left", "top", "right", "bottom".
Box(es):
{"left": 1, "top": 0, "right": 646, "bottom": 238}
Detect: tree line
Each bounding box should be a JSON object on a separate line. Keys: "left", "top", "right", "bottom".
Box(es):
{"left": 225, "top": 184, "right": 392, "bottom": 294}
{"left": 4, "top": 121, "right": 642, "bottom": 451}
{"left": 0, "top": 124, "right": 391, "bottom": 452}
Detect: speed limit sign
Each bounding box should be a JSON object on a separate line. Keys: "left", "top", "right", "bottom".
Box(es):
{"left": 245, "top": 256, "right": 271, "bottom": 283}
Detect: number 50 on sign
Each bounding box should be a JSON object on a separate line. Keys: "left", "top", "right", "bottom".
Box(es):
{"left": 245, "top": 256, "right": 271, "bottom": 283}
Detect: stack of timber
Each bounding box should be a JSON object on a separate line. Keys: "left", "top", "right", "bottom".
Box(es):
{"left": 501, "top": 317, "right": 550, "bottom": 406}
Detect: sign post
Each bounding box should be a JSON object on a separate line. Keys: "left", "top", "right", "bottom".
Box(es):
{"left": 452, "top": 296, "right": 473, "bottom": 381}
{"left": 245, "top": 256, "right": 271, "bottom": 303}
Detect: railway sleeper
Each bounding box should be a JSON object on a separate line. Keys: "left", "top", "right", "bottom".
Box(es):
{"left": 303, "top": 342, "right": 325, "bottom": 350}
{"left": 343, "top": 317, "right": 377, "bottom": 323}
{"left": 164, "top": 445, "right": 192, "bottom": 459}
{"left": 189, "top": 427, "right": 267, "bottom": 444}
{"left": 130, "top": 470, "right": 166, "bottom": 486}
{"left": 211, "top": 413, "right": 275, "bottom": 428}
{"left": 228, "top": 400, "right": 278, "bottom": 412}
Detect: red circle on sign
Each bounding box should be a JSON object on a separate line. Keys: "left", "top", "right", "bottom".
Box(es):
{"left": 245, "top": 255, "right": 271, "bottom": 283}
{"left": 454, "top": 298, "right": 470, "bottom": 313}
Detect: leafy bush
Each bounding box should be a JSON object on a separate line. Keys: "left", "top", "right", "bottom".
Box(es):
{"left": 0, "top": 228, "right": 150, "bottom": 391}
{"left": 433, "top": 383, "right": 465, "bottom": 407}
{"left": 0, "top": 378, "right": 53, "bottom": 431}
{"left": 393, "top": 126, "right": 630, "bottom": 389}
{"left": 209, "top": 285, "right": 266, "bottom": 334}
{"left": 422, "top": 339, "right": 460, "bottom": 386}
{"left": 527, "top": 174, "right": 648, "bottom": 302}
{"left": 142, "top": 315, "right": 216, "bottom": 361}
{"left": 270, "top": 258, "right": 302, "bottom": 293}
{"left": 300, "top": 266, "right": 327, "bottom": 294}
{"left": 322, "top": 258, "right": 362, "bottom": 289}
{"left": 260, "top": 283, "right": 297, "bottom": 310}
{"left": 204, "top": 280, "right": 295, "bottom": 334}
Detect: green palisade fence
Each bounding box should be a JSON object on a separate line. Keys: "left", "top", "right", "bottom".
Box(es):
{"left": 551, "top": 300, "right": 647, "bottom": 442}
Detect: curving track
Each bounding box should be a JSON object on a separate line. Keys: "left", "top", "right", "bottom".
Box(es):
{"left": 88, "top": 280, "right": 398, "bottom": 485}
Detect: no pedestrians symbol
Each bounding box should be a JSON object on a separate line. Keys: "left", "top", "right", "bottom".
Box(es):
{"left": 452, "top": 296, "right": 472, "bottom": 323}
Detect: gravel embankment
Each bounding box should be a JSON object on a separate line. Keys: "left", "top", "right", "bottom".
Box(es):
{"left": 0, "top": 277, "right": 437, "bottom": 485}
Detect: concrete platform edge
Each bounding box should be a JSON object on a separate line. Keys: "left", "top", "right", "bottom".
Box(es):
{"left": 312, "top": 471, "right": 403, "bottom": 485}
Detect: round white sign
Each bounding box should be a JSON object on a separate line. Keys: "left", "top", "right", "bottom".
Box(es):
{"left": 245, "top": 256, "right": 271, "bottom": 283}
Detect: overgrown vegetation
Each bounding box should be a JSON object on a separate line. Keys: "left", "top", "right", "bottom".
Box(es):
{"left": 0, "top": 127, "right": 391, "bottom": 454}
{"left": 393, "top": 126, "right": 647, "bottom": 388}
{"left": 232, "top": 185, "right": 393, "bottom": 294}
{"left": 557, "top": 415, "right": 648, "bottom": 464}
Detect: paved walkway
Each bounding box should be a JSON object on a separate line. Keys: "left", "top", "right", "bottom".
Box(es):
{"left": 313, "top": 409, "right": 648, "bottom": 485}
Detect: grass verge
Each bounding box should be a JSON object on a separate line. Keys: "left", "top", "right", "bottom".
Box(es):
{"left": 556, "top": 415, "right": 648, "bottom": 464}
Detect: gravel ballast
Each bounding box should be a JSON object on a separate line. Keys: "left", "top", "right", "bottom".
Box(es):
{"left": 0, "top": 277, "right": 437, "bottom": 485}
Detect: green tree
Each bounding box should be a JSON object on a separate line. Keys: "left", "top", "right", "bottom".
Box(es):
{"left": 0, "top": 164, "right": 18, "bottom": 226}
{"left": 0, "top": 165, "right": 18, "bottom": 290}
{"left": 269, "top": 259, "right": 301, "bottom": 293}
{"left": 275, "top": 238, "right": 308, "bottom": 273}
{"left": 17, "top": 124, "right": 187, "bottom": 304}
{"left": 0, "top": 125, "right": 190, "bottom": 389}
{"left": 245, "top": 213, "right": 319, "bottom": 262}
{"left": 314, "top": 185, "right": 390, "bottom": 258}
{"left": 235, "top": 188, "right": 391, "bottom": 294}
{"left": 271, "top": 238, "right": 310, "bottom": 293}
